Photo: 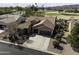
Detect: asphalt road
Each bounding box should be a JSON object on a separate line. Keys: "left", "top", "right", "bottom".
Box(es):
{"left": 0, "top": 42, "right": 52, "bottom": 55}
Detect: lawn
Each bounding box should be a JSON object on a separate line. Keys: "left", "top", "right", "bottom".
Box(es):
{"left": 45, "top": 11, "right": 59, "bottom": 16}
{"left": 45, "top": 11, "right": 79, "bottom": 20}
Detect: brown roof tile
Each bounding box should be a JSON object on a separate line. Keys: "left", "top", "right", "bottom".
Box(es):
{"left": 32, "top": 17, "right": 56, "bottom": 32}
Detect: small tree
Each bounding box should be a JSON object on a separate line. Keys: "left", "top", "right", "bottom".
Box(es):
{"left": 24, "top": 3, "right": 45, "bottom": 17}
{"left": 53, "top": 40, "right": 60, "bottom": 48}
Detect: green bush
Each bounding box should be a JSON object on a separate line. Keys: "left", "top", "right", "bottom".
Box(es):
{"left": 67, "top": 23, "right": 79, "bottom": 47}
{"left": 53, "top": 40, "right": 60, "bottom": 48}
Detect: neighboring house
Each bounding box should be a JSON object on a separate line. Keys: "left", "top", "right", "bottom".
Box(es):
{"left": 0, "top": 15, "right": 20, "bottom": 33}
{"left": 0, "top": 15, "right": 20, "bottom": 24}
{"left": 0, "top": 15, "right": 20, "bottom": 39}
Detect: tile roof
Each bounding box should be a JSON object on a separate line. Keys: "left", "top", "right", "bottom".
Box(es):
{"left": 32, "top": 17, "right": 56, "bottom": 32}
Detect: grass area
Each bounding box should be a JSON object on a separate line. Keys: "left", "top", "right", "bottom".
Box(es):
{"left": 61, "top": 12, "right": 79, "bottom": 16}
{"left": 45, "top": 11, "right": 79, "bottom": 20}
{"left": 45, "top": 13, "right": 60, "bottom": 16}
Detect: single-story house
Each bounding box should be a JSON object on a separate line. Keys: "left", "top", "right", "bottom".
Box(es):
{"left": 32, "top": 17, "right": 56, "bottom": 36}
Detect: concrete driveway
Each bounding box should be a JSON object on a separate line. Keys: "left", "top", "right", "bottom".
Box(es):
{"left": 23, "top": 35, "right": 51, "bottom": 51}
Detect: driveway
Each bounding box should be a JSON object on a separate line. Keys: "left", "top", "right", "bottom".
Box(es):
{"left": 23, "top": 35, "right": 51, "bottom": 51}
